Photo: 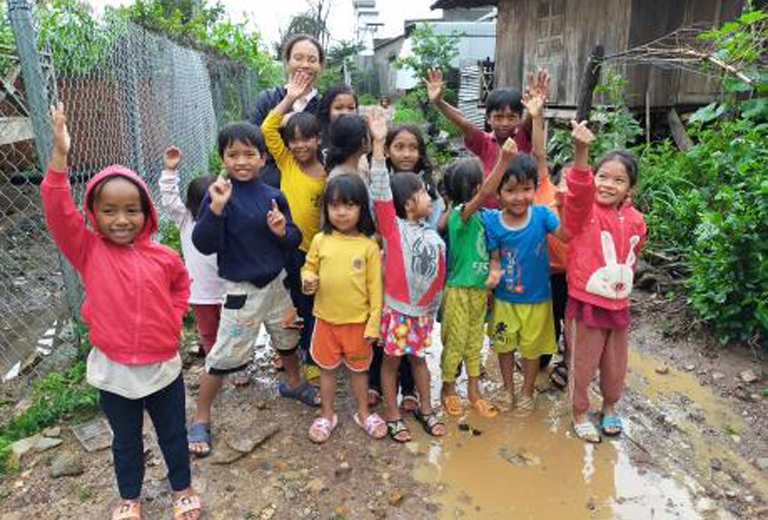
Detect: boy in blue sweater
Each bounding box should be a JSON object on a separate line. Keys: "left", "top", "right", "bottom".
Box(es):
{"left": 188, "top": 122, "right": 319, "bottom": 457}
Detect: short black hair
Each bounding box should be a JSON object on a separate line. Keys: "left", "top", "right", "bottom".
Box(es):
{"left": 186, "top": 174, "right": 216, "bottom": 220}
{"left": 325, "top": 114, "right": 369, "bottom": 172}
{"left": 485, "top": 88, "right": 524, "bottom": 117}
{"left": 87, "top": 175, "right": 151, "bottom": 218}
{"left": 445, "top": 157, "right": 484, "bottom": 205}
{"left": 321, "top": 173, "right": 376, "bottom": 236}
{"left": 499, "top": 153, "right": 538, "bottom": 192}
{"left": 391, "top": 172, "right": 425, "bottom": 219}
{"left": 318, "top": 85, "right": 358, "bottom": 125}
{"left": 283, "top": 112, "right": 322, "bottom": 143}
{"left": 283, "top": 34, "right": 325, "bottom": 65}
{"left": 217, "top": 121, "right": 266, "bottom": 158}
{"left": 597, "top": 150, "right": 639, "bottom": 187}
{"left": 385, "top": 125, "right": 437, "bottom": 199}
{"left": 551, "top": 160, "right": 573, "bottom": 186}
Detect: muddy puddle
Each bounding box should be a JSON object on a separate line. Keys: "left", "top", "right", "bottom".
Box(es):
{"left": 412, "top": 329, "right": 756, "bottom": 519}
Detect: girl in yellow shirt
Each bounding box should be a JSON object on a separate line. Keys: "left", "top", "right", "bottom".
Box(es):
{"left": 301, "top": 173, "right": 386, "bottom": 443}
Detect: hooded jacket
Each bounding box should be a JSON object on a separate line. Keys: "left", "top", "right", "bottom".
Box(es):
{"left": 562, "top": 166, "right": 647, "bottom": 311}
{"left": 41, "top": 165, "right": 190, "bottom": 364}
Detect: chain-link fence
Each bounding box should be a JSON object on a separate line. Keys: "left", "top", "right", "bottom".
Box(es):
{"left": 1, "top": 1, "right": 260, "bottom": 381}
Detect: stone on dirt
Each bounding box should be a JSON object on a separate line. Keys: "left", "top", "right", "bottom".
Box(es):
{"left": 305, "top": 477, "right": 325, "bottom": 493}
{"left": 755, "top": 457, "right": 768, "bottom": 472}
{"left": 42, "top": 426, "right": 61, "bottom": 438}
{"left": 739, "top": 370, "right": 759, "bottom": 384}
{"left": 655, "top": 364, "right": 670, "bottom": 375}
{"left": 226, "top": 423, "right": 280, "bottom": 454}
{"left": 51, "top": 452, "right": 84, "bottom": 477}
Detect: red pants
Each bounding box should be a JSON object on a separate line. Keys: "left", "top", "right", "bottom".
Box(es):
{"left": 191, "top": 303, "right": 221, "bottom": 354}
{"left": 566, "top": 318, "right": 628, "bottom": 415}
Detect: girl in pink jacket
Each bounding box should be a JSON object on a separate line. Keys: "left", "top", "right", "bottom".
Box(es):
{"left": 562, "top": 121, "right": 647, "bottom": 444}
{"left": 41, "top": 104, "right": 202, "bottom": 520}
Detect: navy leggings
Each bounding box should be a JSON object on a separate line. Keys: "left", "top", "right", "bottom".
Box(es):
{"left": 100, "top": 375, "right": 190, "bottom": 499}
{"left": 284, "top": 250, "right": 318, "bottom": 367}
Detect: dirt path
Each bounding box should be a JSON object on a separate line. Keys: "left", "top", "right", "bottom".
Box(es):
{"left": 1, "top": 291, "right": 766, "bottom": 519}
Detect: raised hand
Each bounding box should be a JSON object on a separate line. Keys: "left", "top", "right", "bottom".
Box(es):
{"left": 51, "top": 102, "right": 71, "bottom": 158}
{"left": 267, "top": 199, "right": 286, "bottom": 238}
{"left": 368, "top": 106, "right": 388, "bottom": 143}
{"left": 501, "top": 136, "right": 518, "bottom": 159}
{"left": 525, "top": 68, "right": 551, "bottom": 102}
{"left": 164, "top": 146, "right": 183, "bottom": 171}
{"left": 522, "top": 92, "right": 545, "bottom": 119}
{"left": 424, "top": 68, "right": 445, "bottom": 104}
{"left": 570, "top": 120, "right": 595, "bottom": 148}
{"left": 286, "top": 71, "right": 313, "bottom": 101}
{"left": 208, "top": 178, "right": 232, "bottom": 215}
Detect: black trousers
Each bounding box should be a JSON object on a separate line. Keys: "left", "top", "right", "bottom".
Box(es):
{"left": 368, "top": 344, "right": 416, "bottom": 398}
{"left": 284, "top": 250, "right": 318, "bottom": 367}
{"left": 100, "top": 375, "right": 190, "bottom": 499}
{"left": 540, "top": 272, "right": 568, "bottom": 369}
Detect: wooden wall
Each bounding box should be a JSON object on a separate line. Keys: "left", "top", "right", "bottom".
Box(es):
{"left": 494, "top": 0, "right": 745, "bottom": 109}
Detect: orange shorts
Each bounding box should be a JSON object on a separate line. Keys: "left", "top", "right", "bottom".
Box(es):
{"left": 310, "top": 318, "right": 373, "bottom": 372}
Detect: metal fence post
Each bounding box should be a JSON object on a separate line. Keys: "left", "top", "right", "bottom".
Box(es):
{"left": 8, "top": 0, "right": 82, "bottom": 320}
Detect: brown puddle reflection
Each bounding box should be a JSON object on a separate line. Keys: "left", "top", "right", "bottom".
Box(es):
{"left": 414, "top": 332, "right": 746, "bottom": 519}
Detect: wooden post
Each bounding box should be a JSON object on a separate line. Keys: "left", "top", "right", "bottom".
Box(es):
{"left": 645, "top": 88, "right": 651, "bottom": 145}
{"left": 575, "top": 45, "right": 604, "bottom": 122}
{"left": 667, "top": 108, "right": 693, "bottom": 151}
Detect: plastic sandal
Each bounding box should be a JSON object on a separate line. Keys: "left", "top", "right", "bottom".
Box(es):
{"left": 400, "top": 394, "right": 421, "bottom": 413}
{"left": 441, "top": 394, "right": 464, "bottom": 416}
{"left": 600, "top": 414, "right": 623, "bottom": 437}
{"left": 187, "top": 422, "right": 212, "bottom": 458}
{"left": 413, "top": 409, "right": 446, "bottom": 437}
{"left": 573, "top": 420, "right": 601, "bottom": 444}
{"left": 172, "top": 493, "right": 203, "bottom": 520}
{"left": 112, "top": 499, "right": 142, "bottom": 520}
{"left": 470, "top": 398, "right": 499, "bottom": 418}
{"left": 308, "top": 414, "right": 338, "bottom": 443}
{"left": 353, "top": 412, "right": 387, "bottom": 439}
{"left": 386, "top": 419, "right": 412, "bottom": 443}
{"left": 514, "top": 395, "right": 535, "bottom": 416}
{"left": 279, "top": 381, "right": 321, "bottom": 407}
{"left": 549, "top": 362, "right": 568, "bottom": 391}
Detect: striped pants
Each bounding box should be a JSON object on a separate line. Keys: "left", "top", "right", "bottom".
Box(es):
{"left": 440, "top": 287, "right": 487, "bottom": 381}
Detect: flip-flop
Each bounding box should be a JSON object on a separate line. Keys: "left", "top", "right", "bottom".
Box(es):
{"left": 308, "top": 414, "right": 338, "bottom": 443}
{"left": 573, "top": 420, "right": 601, "bottom": 444}
{"left": 112, "top": 499, "right": 142, "bottom": 520}
{"left": 278, "top": 381, "right": 321, "bottom": 407}
{"left": 441, "top": 394, "right": 464, "bottom": 416}
{"left": 413, "top": 409, "right": 446, "bottom": 437}
{"left": 353, "top": 412, "right": 387, "bottom": 439}
{"left": 600, "top": 413, "right": 623, "bottom": 437}
{"left": 470, "top": 398, "right": 499, "bottom": 418}
{"left": 400, "top": 394, "right": 421, "bottom": 413}
{"left": 187, "top": 422, "right": 212, "bottom": 458}
{"left": 549, "top": 361, "right": 568, "bottom": 391}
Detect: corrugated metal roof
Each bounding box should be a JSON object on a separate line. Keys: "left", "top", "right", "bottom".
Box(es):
{"left": 431, "top": 0, "right": 497, "bottom": 9}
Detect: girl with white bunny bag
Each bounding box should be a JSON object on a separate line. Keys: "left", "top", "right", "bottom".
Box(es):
{"left": 561, "top": 121, "right": 647, "bottom": 444}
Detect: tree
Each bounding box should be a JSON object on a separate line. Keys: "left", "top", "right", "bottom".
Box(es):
{"left": 276, "top": 0, "right": 333, "bottom": 56}
{"left": 394, "top": 22, "right": 461, "bottom": 85}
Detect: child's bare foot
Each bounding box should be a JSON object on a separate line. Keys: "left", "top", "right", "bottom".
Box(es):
{"left": 171, "top": 489, "right": 203, "bottom": 520}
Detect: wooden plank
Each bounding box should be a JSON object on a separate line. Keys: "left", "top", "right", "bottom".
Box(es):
{"left": 0, "top": 117, "right": 34, "bottom": 145}
{"left": 667, "top": 108, "right": 693, "bottom": 151}
{"left": 575, "top": 45, "right": 604, "bottom": 121}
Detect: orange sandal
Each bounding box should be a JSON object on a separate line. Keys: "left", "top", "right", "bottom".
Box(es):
{"left": 172, "top": 493, "right": 203, "bottom": 520}
{"left": 112, "top": 499, "right": 142, "bottom": 520}
{"left": 442, "top": 394, "right": 464, "bottom": 416}
{"left": 470, "top": 398, "right": 499, "bottom": 418}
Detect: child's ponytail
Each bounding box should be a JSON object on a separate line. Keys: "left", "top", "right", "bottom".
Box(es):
{"left": 325, "top": 114, "right": 370, "bottom": 172}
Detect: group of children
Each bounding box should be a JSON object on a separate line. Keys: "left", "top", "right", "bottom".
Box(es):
{"left": 42, "top": 56, "right": 645, "bottom": 520}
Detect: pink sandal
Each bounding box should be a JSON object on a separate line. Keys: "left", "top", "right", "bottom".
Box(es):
{"left": 172, "top": 493, "right": 203, "bottom": 520}
{"left": 112, "top": 499, "right": 142, "bottom": 520}
{"left": 353, "top": 412, "right": 387, "bottom": 439}
{"left": 308, "top": 414, "right": 338, "bottom": 443}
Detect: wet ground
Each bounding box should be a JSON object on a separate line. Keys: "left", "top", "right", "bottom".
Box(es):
{"left": 1, "top": 291, "right": 766, "bottom": 519}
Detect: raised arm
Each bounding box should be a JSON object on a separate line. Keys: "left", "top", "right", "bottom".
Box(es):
{"left": 460, "top": 137, "right": 518, "bottom": 222}
{"left": 523, "top": 92, "right": 549, "bottom": 182}
{"left": 562, "top": 120, "right": 596, "bottom": 240}
{"left": 41, "top": 102, "right": 93, "bottom": 272}
{"left": 521, "top": 69, "right": 551, "bottom": 146}
{"left": 368, "top": 107, "right": 398, "bottom": 238}
{"left": 263, "top": 73, "right": 314, "bottom": 166}
{"left": 157, "top": 146, "right": 188, "bottom": 227}
{"left": 426, "top": 68, "right": 480, "bottom": 139}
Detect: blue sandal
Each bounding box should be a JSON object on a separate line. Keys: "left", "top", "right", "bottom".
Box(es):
{"left": 187, "top": 422, "right": 213, "bottom": 458}
{"left": 600, "top": 414, "right": 623, "bottom": 437}
{"left": 278, "top": 381, "right": 321, "bottom": 407}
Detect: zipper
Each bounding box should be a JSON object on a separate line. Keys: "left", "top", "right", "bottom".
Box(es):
{"left": 617, "top": 210, "right": 626, "bottom": 300}
{"left": 132, "top": 246, "right": 142, "bottom": 363}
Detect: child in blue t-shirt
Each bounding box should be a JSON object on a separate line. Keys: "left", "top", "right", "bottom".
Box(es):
{"left": 483, "top": 153, "right": 564, "bottom": 415}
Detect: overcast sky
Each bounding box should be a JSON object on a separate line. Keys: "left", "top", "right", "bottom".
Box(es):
{"left": 95, "top": 0, "right": 442, "bottom": 48}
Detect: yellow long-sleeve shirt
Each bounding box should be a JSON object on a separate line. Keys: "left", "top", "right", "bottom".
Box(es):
{"left": 262, "top": 109, "right": 326, "bottom": 252}
{"left": 302, "top": 232, "right": 383, "bottom": 338}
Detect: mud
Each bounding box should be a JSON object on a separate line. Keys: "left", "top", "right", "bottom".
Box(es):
{"left": 1, "top": 291, "right": 766, "bottom": 519}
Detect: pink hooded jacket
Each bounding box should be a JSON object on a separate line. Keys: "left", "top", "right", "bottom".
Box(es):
{"left": 41, "top": 165, "right": 190, "bottom": 365}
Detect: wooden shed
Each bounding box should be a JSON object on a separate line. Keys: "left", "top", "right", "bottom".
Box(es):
{"left": 431, "top": 0, "right": 748, "bottom": 109}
